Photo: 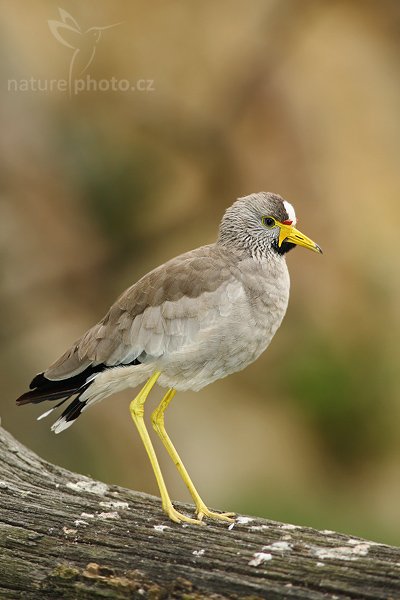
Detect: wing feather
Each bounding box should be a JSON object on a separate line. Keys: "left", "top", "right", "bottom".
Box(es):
{"left": 44, "top": 245, "right": 236, "bottom": 380}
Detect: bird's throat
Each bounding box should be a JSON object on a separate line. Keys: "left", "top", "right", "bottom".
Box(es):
{"left": 272, "top": 240, "right": 296, "bottom": 255}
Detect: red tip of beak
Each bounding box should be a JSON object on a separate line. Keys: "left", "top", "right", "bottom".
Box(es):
{"left": 282, "top": 219, "right": 293, "bottom": 225}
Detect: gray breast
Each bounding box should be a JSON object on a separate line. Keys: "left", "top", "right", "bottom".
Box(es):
{"left": 156, "top": 255, "right": 290, "bottom": 391}
{"left": 232, "top": 255, "right": 290, "bottom": 362}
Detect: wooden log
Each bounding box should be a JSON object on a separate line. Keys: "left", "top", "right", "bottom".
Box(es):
{"left": 1, "top": 425, "right": 399, "bottom": 599}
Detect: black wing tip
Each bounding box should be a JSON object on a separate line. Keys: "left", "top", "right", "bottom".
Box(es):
{"left": 18, "top": 363, "right": 107, "bottom": 407}
{"left": 16, "top": 387, "right": 72, "bottom": 406}
{"left": 63, "top": 396, "right": 88, "bottom": 423}
{"left": 30, "top": 372, "right": 47, "bottom": 389}
{"left": 51, "top": 388, "right": 91, "bottom": 433}
{"left": 16, "top": 390, "right": 36, "bottom": 406}
{"left": 16, "top": 372, "right": 52, "bottom": 404}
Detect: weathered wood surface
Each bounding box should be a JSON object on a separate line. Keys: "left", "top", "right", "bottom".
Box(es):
{"left": 0, "top": 426, "right": 399, "bottom": 599}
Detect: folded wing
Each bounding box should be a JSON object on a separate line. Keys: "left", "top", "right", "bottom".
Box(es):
{"left": 41, "top": 246, "right": 236, "bottom": 381}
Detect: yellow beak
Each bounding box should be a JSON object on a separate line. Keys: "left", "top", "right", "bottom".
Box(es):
{"left": 278, "top": 223, "right": 322, "bottom": 254}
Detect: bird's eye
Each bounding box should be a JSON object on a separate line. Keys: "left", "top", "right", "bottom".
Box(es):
{"left": 262, "top": 216, "right": 276, "bottom": 228}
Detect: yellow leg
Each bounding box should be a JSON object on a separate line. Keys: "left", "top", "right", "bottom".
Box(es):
{"left": 151, "top": 388, "right": 235, "bottom": 523}
{"left": 129, "top": 373, "right": 202, "bottom": 525}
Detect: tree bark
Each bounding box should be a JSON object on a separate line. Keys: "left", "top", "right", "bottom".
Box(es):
{"left": 0, "top": 426, "right": 399, "bottom": 599}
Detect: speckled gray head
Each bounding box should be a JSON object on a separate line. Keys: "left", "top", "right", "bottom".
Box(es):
{"left": 217, "top": 191, "right": 322, "bottom": 258}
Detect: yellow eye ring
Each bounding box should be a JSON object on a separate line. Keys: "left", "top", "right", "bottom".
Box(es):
{"left": 262, "top": 216, "right": 276, "bottom": 228}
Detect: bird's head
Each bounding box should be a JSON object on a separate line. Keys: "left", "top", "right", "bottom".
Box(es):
{"left": 218, "top": 192, "right": 322, "bottom": 259}
{"left": 86, "top": 23, "right": 122, "bottom": 44}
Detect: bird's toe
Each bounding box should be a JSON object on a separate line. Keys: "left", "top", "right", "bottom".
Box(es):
{"left": 164, "top": 504, "right": 205, "bottom": 526}
{"left": 196, "top": 506, "right": 235, "bottom": 523}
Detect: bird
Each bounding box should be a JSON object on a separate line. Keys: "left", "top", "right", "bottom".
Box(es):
{"left": 17, "top": 192, "right": 322, "bottom": 525}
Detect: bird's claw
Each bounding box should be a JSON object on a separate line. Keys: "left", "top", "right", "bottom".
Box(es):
{"left": 196, "top": 505, "right": 235, "bottom": 523}
{"left": 164, "top": 504, "right": 205, "bottom": 526}
{"left": 163, "top": 503, "right": 235, "bottom": 525}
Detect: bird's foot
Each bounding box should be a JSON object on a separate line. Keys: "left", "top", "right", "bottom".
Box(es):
{"left": 196, "top": 503, "right": 235, "bottom": 523}
{"left": 163, "top": 503, "right": 205, "bottom": 526}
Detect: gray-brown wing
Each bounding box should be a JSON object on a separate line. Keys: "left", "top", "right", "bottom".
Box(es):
{"left": 45, "top": 245, "right": 239, "bottom": 380}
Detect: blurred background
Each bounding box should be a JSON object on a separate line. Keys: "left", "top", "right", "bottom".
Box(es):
{"left": 1, "top": 1, "right": 399, "bottom": 544}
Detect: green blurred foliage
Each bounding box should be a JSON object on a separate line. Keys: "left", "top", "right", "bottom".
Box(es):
{"left": 284, "top": 331, "right": 393, "bottom": 467}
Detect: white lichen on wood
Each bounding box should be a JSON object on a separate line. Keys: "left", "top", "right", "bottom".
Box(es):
{"left": 263, "top": 541, "right": 292, "bottom": 553}
{"left": 66, "top": 479, "right": 108, "bottom": 495}
{"left": 153, "top": 524, "right": 170, "bottom": 532}
{"left": 312, "top": 543, "right": 370, "bottom": 561}
{"left": 97, "top": 511, "right": 120, "bottom": 520}
{"left": 249, "top": 552, "right": 273, "bottom": 567}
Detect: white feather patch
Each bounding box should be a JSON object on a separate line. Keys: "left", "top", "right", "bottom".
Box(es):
{"left": 85, "top": 372, "right": 100, "bottom": 384}
{"left": 37, "top": 407, "right": 56, "bottom": 421}
{"left": 283, "top": 200, "right": 297, "bottom": 225}
{"left": 51, "top": 417, "right": 74, "bottom": 434}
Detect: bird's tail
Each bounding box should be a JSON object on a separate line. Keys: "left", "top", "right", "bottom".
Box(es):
{"left": 16, "top": 365, "right": 103, "bottom": 433}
